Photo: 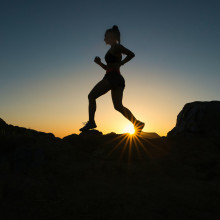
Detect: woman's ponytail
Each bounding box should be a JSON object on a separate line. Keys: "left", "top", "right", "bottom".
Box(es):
{"left": 112, "top": 25, "right": 121, "bottom": 44}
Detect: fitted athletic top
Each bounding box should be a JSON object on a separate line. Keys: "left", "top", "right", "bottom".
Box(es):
{"left": 103, "top": 46, "right": 125, "bottom": 88}
{"left": 105, "top": 49, "right": 122, "bottom": 64}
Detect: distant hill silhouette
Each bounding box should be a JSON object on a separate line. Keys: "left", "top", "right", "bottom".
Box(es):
{"left": 0, "top": 101, "right": 220, "bottom": 220}
{"left": 0, "top": 118, "right": 160, "bottom": 140}
{"left": 139, "top": 131, "right": 161, "bottom": 139}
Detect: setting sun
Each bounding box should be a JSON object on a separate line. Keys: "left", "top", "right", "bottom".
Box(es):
{"left": 123, "top": 124, "right": 135, "bottom": 135}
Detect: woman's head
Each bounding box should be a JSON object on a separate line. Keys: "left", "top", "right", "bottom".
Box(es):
{"left": 104, "top": 25, "right": 120, "bottom": 45}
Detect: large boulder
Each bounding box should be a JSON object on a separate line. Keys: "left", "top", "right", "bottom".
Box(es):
{"left": 167, "top": 101, "right": 220, "bottom": 137}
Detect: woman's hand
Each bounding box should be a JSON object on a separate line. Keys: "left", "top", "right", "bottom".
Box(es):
{"left": 94, "top": 56, "right": 101, "bottom": 65}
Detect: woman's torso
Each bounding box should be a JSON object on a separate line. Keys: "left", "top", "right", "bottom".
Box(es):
{"left": 105, "top": 45, "right": 122, "bottom": 70}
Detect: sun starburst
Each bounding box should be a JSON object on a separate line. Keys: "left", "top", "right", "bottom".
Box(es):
{"left": 123, "top": 124, "right": 135, "bottom": 135}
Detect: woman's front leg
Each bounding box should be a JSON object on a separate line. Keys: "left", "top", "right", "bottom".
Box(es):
{"left": 88, "top": 79, "right": 111, "bottom": 122}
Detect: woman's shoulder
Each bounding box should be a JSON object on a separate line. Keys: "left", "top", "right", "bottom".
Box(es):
{"left": 112, "top": 43, "right": 125, "bottom": 54}
{"left": 113, "top": 43, "right": 129, "bottom": 53}
{"left": 115, "top": 44, "right": 135, "bottom": 56}
{"left": 112, "top": 43, "right": 124, "bottom": 49}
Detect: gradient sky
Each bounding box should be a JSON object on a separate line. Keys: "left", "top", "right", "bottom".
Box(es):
{"left": 1, "top": 0, "right": 220, "bottom": 138}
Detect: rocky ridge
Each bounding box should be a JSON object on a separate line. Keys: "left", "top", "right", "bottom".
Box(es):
{"left": 0, "top": 100, "right": 220, "bottom": 219}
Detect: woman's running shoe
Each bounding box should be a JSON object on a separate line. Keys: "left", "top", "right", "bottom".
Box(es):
{"left": 79, "top": 121, "right": 97, "bottom": 132}
{"left": 134, "top": 120, "right": 145, "bottom": 135}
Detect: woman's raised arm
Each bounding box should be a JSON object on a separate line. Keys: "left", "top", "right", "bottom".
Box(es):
{"left": 117, "top": 44, "right": 135, "bottom": 66}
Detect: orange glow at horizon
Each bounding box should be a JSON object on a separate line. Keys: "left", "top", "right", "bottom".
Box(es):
{"left": 1, "top": 67, "right": 184, "bottom": 139}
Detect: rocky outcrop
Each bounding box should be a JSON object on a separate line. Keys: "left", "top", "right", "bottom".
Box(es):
{"left": 0, "top": 118, "right": 56, "bottom": 139}
{"left": 167, "top": 101, "right": 220, "bottom": 137}
{"left": 0, "top": 118, "right": 7, "bottom": 126}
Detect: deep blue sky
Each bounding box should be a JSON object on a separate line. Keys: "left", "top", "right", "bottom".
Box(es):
{"left": 1, "top": 0, "right": 220, "bottom": 137}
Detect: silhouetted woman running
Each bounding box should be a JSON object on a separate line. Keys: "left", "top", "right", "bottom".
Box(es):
{"left": 80, "top": 25, "right": 145, "bottom": 134}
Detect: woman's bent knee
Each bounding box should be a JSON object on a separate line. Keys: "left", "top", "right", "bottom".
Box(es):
{"left": 88, "top": 92, "right": 95, "bottom": 100}
{"left": 114, "top": 104, "right": 124, "bottom": 112}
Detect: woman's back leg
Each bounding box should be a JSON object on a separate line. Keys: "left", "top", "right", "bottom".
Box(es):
{"left": 111, "top": 86, "right": 137, "bottom": 124}
{"left": 111, "top": 86, "right": 145, "bottom": 133}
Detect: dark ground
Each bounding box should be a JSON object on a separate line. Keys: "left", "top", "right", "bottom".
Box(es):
{"left": 0, "top": 121, "right": 220, "bottom": 220}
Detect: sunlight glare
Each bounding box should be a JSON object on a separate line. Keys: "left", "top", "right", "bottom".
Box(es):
{"left": 123, "top": 124, "right": 135, "bottom": 135}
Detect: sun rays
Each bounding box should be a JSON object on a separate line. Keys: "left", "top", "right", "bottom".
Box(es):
{"left": 106, "top": 132, "right": 151, "bottom": 162}
{"left": 104, "top": 131, "right": 170, "bottom": 166}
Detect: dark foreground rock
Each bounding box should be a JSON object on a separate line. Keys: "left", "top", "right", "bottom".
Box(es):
{"left": 167, "top": 101, "right": 220, "bottom": 137}
{"left": 0, "top": 118, "right": 220, "bottom": 220}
